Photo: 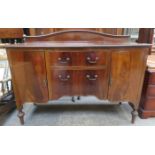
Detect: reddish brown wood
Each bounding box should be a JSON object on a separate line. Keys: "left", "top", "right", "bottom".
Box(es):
{"left": 45, "top": 49, "right": 110, "bottom": 100}
{"left": 25, "top": 30, "right": 129, "bottom": 42}
{"left": 7, "top": 50, "right": 49, "bottom": 108}
{"left": 47, "top": 68, "right": 109, "bottom": 100}
{"left": 138, "top": 28, "right": 154, "bottom": 54}
{"left": 108, "top": 48, "right": 148, "bottom": 109}
{"left": 29, "top": 28, "right": 124, "bottom": 35}
{"left": 139, "top": 69, "right": 155, "bottom": 118}
{"left": 45, "top": 49, "right": 108, "bottom": 67}
{"left": 1, "top": 30, "right": 150, "bottom": 124}
{"left": 0, "top": 28, "right": 24, "bottom": 38}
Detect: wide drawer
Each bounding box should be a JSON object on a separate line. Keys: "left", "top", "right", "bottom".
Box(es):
{"left": 48, "top": 69, "right": 108, "bottom": 100}
{"left": 45, "top": 49, "right": 108, "bottom": 67}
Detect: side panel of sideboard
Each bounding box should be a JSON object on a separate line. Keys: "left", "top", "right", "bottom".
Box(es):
{"left": 7, "top": 50, "right": 48, "bottom": 108}
{"left": 108, "top": 48, "right": 148, "bottom": 108}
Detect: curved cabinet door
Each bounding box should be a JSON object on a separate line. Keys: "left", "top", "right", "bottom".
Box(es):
{"left": 7, "top": 50, "right": 48, "bottom": 105}
{"left": 108, "top": 48, "right": 148, "bottom": 106}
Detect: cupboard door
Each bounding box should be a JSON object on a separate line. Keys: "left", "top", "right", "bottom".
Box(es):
{"left": 108, "top": 49, "right": 148, "bottom": 106}
{"left": 7, "top": 50, "right": 48, "bottom": 105}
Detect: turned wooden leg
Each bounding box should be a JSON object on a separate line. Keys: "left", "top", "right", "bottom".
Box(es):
{"left": 17, "top": 106, "right": 25, "bottom": 125}
{"left": 131, "top": 109, "right": 138, "bottom": 124}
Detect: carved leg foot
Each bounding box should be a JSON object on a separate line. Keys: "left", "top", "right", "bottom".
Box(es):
{"left": 131, "top": 110, "right": 138, "bottom": 124}
{"left": 77, "top": 96, "right": 81, "bottom": 100}
{"left": 71, "top": 96, "right": 75, "bottom": 102}
{"left": 17, "top": 106, "right": 25, "bottom": 125}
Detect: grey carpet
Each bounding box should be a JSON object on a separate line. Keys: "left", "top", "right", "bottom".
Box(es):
{"left": 1, "top": 96, "right": 155, "bottom": 126}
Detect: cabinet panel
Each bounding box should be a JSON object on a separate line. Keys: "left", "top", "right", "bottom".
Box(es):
{"left": 7, "top": 50, "right": 48, "bottom": 106}
{"left": 108, "top": 49, "right": 147, "bottom": 106}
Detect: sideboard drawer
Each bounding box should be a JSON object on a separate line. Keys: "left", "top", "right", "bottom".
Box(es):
{"left": 147, "top": 85, "right": 155, "bottom": 96}
{"left": 49, "top": 70, "right": 78, "bottom": 99}
{"left": 143, "top": 97, "right": 155, "bottom": 110}
{"left": 149, "top": 72, "right": 155, "bottom": 84}
{"left": 48, "top": 69, "right": 108, "bottom": 100}
{"left": 46, "top": 49, "right": 108, "bottom": 67}
{"left": 79, "top": 69, "right": 108, "bottom": 99}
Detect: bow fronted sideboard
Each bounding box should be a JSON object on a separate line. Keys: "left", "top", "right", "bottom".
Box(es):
{"left": 0, "top": 30, "right": 150, "bottom": 124}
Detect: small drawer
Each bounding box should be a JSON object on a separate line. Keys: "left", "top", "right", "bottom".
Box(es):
{"left": 47, "top": 49, "right": 108, "bottom": 67}
{"left": 143, "top": 97, "right": 155, "bottom": 110}
{"left": 50, "top": 70, "right": 78, "bottom": 99}
{"left": 148, "top": 71, "right": 155, "bottom": 85}
{"left": 81, "top": 50, "right": 107, "bottom": 66}
{"left": 147, "top": 85, "right": 155, "bottom": 97}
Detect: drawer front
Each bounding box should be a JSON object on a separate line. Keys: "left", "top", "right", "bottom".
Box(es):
{"left": 48, "top": 69, "right": 108, "bottom": 100}
{"left": 49, "top": 70, "right": 78, "bottom": 99}
{"left": 79, "top": 69, "right": 108, "bottom": 99}
{"left": 147, "top": 85, "right": 155, "bottom": 97}
{"left": 46, "top": 49, "right": 108, "bottom": 67}
{"left": 143, "top": 97, "right": 155, "bottom": 110}
{"left": 149, "top": 72, "right": 155, "bottom": 85}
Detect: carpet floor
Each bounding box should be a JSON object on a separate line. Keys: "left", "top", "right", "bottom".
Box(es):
{"left": 1, "top": 96, "right": 155, "bottom": 126}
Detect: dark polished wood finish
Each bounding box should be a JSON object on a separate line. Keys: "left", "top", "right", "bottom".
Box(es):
{"left": 0, "top": 30, "right": 150, "bottom": 124}
{"left": 29, "top": 28, "right": 124, "bottom": 36}
{"left": 108, "top": 48, "right": 148, "bottom": 109}
{"left": 138, "top": 28, "right": 154, "bottom": 54}
{"left": 139, "top": 69, "right": 155, "bottom": 118}
{"left": 24, "top": 30, "right": 129, "bottom": 42}
{"left": 0, "top": 28, "right": 24, "bottom": 38}
{"left": 7, "top": 50, "right": 49, "bottom": 109}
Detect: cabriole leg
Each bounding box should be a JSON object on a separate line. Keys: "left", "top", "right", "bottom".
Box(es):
{"left": 17, "top": 106, "right": 25, "bottom": 125}
{"left": 129, "top": 102, "right": 138, "bottom": 124}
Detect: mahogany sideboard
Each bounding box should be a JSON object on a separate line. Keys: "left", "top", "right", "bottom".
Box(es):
{"left": 0, "top": 30, "right": 150, "bottom": 125}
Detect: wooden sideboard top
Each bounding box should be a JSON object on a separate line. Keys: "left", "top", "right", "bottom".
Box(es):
{"left": 0, "top": 41, "right": 151, "bottom": 49}
{"left": 0, "top": 30, "right": 151, "bottom": 49}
